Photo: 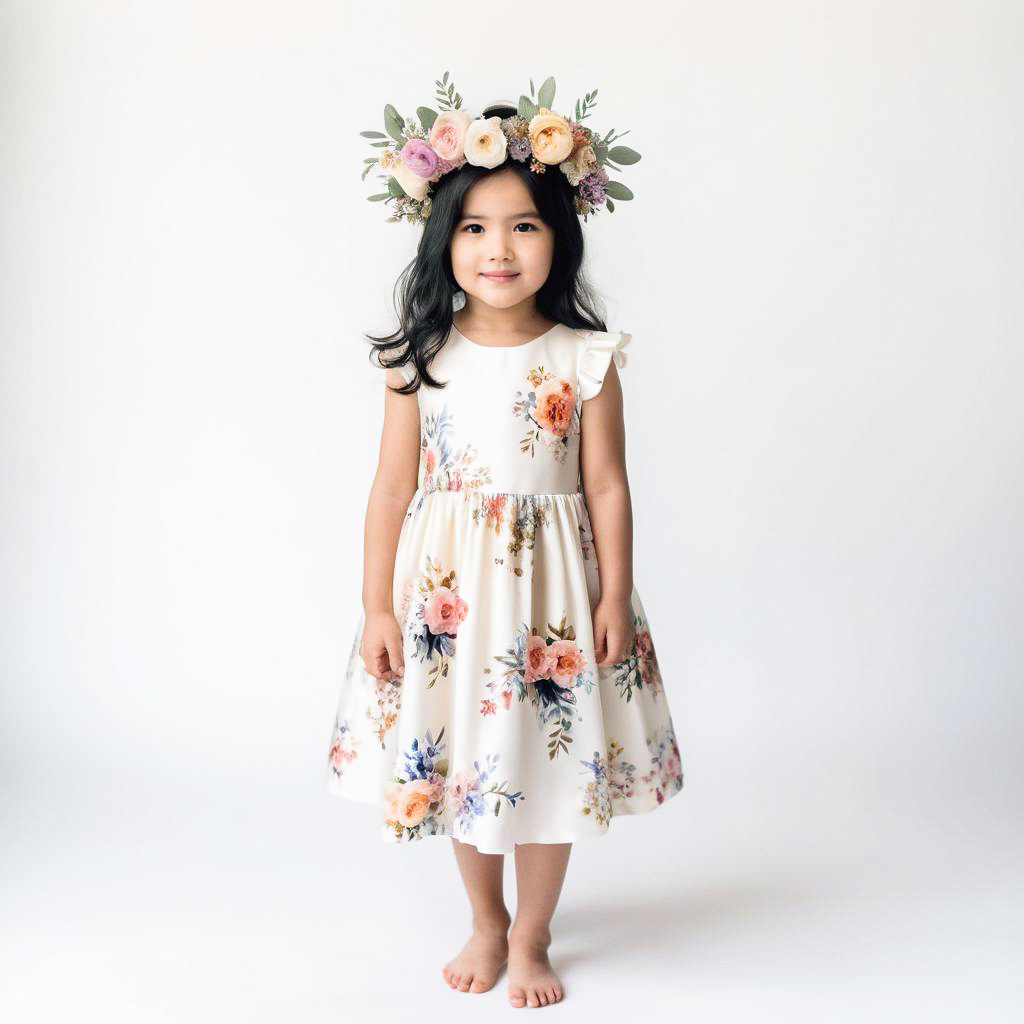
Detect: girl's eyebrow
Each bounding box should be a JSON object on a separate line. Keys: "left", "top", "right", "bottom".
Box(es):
{"left": 459, "top": 211, "right": 541, "bottom": 221}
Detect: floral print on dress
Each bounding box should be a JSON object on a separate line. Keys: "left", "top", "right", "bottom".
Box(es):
{"left": 448, "top": 754, "right": 525, "bottom": 837}
{"left": 405, "top": 556, "right": 468, "bottom": 689}
{"left": 513, "top": 366, "right": 578, "bottom": 462}
{"left": 578, "top": 726, "right": 684, "bottom": 825}
{"left": 482, "top": 613, "right": 596, "bottom": 760}
{"left": 408, "top": 404, "right": 494, "bottom": 520}
{"left": 608, "top": 609, "right": 664, "bottom": 702}
{"left": 468, "top": 492, "right": 557, "bottom": 578}
{"left": 327, "top": 717, "right": 361, "bottom": 779}
{"left": 366, "top": 676, "right": 402, "bottom": 749}
{"left": 644, "top": 724, "right": 684, "bottom": 803}
{"left": 383, "top": 727, "right": 449, "bottom": 842}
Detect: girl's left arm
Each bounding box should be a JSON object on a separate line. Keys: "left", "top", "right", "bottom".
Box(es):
{"left": 579, "top": 362, "right": 636, "bottom": 665}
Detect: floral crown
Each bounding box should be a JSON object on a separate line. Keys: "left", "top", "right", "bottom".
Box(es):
{"left": 359, "top": 72, "right": 641, "bottom": 225}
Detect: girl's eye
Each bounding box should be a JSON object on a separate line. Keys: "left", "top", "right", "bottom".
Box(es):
{"left": 462, "top": 223, "right": 538, "bottom": 233}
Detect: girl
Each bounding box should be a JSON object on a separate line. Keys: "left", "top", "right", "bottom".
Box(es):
{"left": 326, "top": 80, "right": 684, "bottom": 1009}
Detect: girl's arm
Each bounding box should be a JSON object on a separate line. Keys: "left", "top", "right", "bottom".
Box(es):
{"left": 579, "top": 362, "right": 636, "bottom": 665}
{"left": 360, "top": 368, "right": 419, "bottom": 680}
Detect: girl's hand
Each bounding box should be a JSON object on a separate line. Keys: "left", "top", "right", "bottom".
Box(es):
{"left": 360, "top": 610, "right": 406, "bottom": 683}
{"left": 593, "top": 595, "right": 635, "bottom": 667}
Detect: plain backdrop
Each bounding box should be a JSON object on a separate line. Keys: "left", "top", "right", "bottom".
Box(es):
{"left": 1, "top": 1, "right": 1021, "bottom": 1021}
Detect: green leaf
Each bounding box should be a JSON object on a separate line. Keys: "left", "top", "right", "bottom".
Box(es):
{"left": 606, "top": 197, "right": 615, "bottom": 213}
{"left": 359, "top": 130, "right": 387, "bottom": 139}
{"left": 537, "top": 76, "right": 556, "bottom": 110}
{"left": 442, "top": 70, "right": 449, "bottom": 85}
{"left": 604, "top": 181, "right": 634, "bottom": 201}
{"left": 607, "top": 145, "right": 641, "bottom": 165}
{"left": 518, "top": 95, "right": 539, "bottom": 121}
{"left": 383, "top": 104, "right": 405, "bottom": 143}
{"left": 367, "top": 193, "right": 390, "bottom": 201}
{"left": 417, "top": 106, "right": 437, "bottom": 132}
{"left": 387, "top": 176, "right": 406, "bottom": 198}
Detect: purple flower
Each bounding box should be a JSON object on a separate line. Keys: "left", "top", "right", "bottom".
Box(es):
{"left": 401, "top": 139, "right": 439, "bottom": 180}
{"left": 578, "top": 168, "right": 609, "bottom": 204}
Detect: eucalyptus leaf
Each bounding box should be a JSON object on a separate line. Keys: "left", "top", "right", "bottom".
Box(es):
{"left": 518, "top": 95, "right": 539, "bottom": 121}
{"left": 607, "top": 145, "right": 641, "bottom": 165}
{"left": 383, "top": 104, "right": 405, "bottom": 143}
{"left": 417, "top": 106, "right": 437, "bottom": 132}
{"left": 606, "top": 198, "right": 615, "bottom": 212}
{"left": 604, "top": 181, "right": 634, "bottom": 201}
{"left": 537, "top": 76, "right": 556, "bottom": 110}
{"left": 359, "top": 130, "right": 387, "bottom": 139}
{"left": 387, "top": 176, "right": 406, "bottom": 198}
{"left": 367, "top": 193, "right": 391, "bottom": 202}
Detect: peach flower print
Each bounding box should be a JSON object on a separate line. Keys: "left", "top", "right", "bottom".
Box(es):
{"left": 422, "top": 586, "right": 469, "bottom": 636}
{"left": 533, "top": 378, "right": 575, "bottom": 438}
{"left": 384, "top": 776, "right": 444, "bottom": 828}
{"left": 549, "top": 638, "right": 587, "bottom": 686}
{"left": 525, "top": 633, "right": 557, "bottom": 683}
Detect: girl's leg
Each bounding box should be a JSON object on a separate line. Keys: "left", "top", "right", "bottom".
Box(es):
{"left": 442, "top": 837, "right": 512, "bottom": 993}
{"left": 507, "top": 842, "right": 571, "bottom": 1008}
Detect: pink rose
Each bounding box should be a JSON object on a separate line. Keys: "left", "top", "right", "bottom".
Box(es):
{"left": 422, "top": 587, "right": 469, "bottom": 635}
{"left": 525, "top": 633, "right": 557, "bottom": 683}
{"left": 549, "top": 639, "right": 586, "bottom": 685}
{"left": 534, "top": 378, "right": 575, "bottom": 437}
{"left": 400, "top": 138, "right": 439, "bottom": 180}
{"left": 429, "top": 110, "right": 471, "bottom": 162}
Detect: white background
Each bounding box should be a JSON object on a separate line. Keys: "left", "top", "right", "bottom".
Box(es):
{"left": 1, "top": 0, "right": 1021, "bottom": 1020}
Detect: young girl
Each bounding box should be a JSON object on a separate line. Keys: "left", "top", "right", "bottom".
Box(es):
{"left": 326, "top": 78, "right": 684, "bottom": 1009}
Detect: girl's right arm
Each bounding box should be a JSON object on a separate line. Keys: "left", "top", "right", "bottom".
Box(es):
{"left": 360, "top": 367, "right": 419, "bottom": 683}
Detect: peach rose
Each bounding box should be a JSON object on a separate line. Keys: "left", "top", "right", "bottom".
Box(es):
{"left": 528, "top": 109, "right": 574, "bottom": 165}
{"left": 525, "top": 633, "right": 557, "bottom": 683}
{"left": 549, "top": 638, "right": 586, "bottom": 684}
{"left": 429, "top": 109, "right": 471, "bottom": 162}
{"left": 423, "top": 442, "right": 440, "bottom": 481}
{"left": 534, "top": 378, "right": 575, "bottom": 437}
{"left": 464, "top": 116, "right": 508, "bottom": 169}
{"left": 422, "top": 586, "right": 469, "bottom": 635}
{"left": 384, "top": 777, "right": 441, "bottom": 828}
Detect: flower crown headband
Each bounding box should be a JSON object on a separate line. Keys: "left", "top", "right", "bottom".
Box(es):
{"left": 359, "top": 73, "right": 641, "bottom": 225}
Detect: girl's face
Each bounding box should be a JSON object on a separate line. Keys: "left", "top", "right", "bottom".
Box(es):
{"left": 448, "top": 169, "right": 554, "bottom": 314}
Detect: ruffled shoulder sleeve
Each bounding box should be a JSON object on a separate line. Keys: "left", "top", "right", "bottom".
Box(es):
{"left": 369, "top": 346, "right": 417, "bottom": 385}
{"left": 577, "top": 329, "right": 632, "bottom": 400}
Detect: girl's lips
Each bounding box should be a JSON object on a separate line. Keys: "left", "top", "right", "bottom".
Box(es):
{"left": 481, "top": 273, "right": 520, "bottom": 282}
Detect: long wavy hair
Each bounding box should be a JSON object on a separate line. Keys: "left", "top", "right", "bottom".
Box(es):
{"left": 367, "top": 103, "right": 608, "bottom": 394}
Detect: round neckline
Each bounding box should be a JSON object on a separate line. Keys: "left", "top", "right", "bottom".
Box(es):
{"left": 452, "top": 322, "right": 562, "bottom": 351}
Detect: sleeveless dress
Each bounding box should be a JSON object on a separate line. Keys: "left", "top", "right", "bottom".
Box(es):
{"left": 324, "top": 321, "right": 684, "bottom": 854}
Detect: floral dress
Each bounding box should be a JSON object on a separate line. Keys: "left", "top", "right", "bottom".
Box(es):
{"left": 325, "top": 321, "right": 684, "bottom": 854}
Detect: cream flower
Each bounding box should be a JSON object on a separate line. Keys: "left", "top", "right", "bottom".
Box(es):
{"left": 429, "top": 109, "right": 471, "bottom": 162}
{"left": 390, "top": 158, "right": 429, "bottom": 201}
{"left": 528, "top": 108, "right": 574, "bottom": 165}
{"left": 464, "top": 116, "right": 508, "bottom": 169}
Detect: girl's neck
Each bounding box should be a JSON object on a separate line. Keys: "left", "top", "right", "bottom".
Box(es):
{"left": 453, "top": 304, "right": 557, "bottom": 346}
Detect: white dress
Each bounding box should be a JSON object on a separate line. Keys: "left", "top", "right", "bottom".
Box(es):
{"left": 325, "top": 321, "right": 684, "bottom": 853}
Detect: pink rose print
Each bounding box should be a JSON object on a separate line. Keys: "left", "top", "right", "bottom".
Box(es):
{"left": 422, "top": 587, "right": 469, "bottom": 636}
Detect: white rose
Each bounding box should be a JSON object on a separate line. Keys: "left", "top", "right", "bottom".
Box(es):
{"left": 463, "top": 116, "right": 508, "bottom": 169}
{"left": 390, "top": 158, "right": 429, "bottom": 201}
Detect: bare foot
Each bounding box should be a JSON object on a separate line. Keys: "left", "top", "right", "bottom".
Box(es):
{"left": 507, "top": 925, "right": 563, "bottom": 1007}
{"left": 442, "top": 919, "right": 510, "bottom": 993}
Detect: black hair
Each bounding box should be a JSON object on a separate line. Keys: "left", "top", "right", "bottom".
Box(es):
{"left": 366, "top": 102, "right": 608, "bottom": 394}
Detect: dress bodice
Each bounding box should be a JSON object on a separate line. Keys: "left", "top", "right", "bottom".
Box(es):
{"left": 375, "top": 322, "right": 632, "bottom": 497}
